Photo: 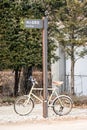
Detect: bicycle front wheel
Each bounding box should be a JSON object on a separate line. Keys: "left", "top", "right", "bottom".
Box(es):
{"left": 14, "top": 95, "right": 34, "bottom": 116}
{"left": 53, "top": 95, "right": 73, "bottom": 116}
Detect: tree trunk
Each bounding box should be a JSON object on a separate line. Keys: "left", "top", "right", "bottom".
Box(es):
{"left": 20, "top": 66, "right": 32, "bottom": 95}
{"left": 70, "top": 45, "right": 75, "bottom": 95}
{"left": 14, "top": 68, "right": 21, "bottom": 96}
{"left": 71, "top": 59, "right": 75, "bottom": 95}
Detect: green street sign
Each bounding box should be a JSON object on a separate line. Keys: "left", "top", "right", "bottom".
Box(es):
{"left": 24, "top": 19, "right": 43, "bottom": 29}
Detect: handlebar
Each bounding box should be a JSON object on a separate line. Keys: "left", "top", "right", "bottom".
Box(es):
{"left": 28, "top": 76, "right": 38, "bottom": 84}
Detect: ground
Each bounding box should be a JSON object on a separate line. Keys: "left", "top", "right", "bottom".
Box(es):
{"left": 0, "top": 104, "right": 87, "bottom": 130}
{"left": 0, "top": 120, "right": 87, "bottom": 130}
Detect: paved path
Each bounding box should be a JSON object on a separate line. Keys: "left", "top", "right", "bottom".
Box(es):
{"left": 0, "top": 119, "right": 87, "bottom": 130}
{"left": 0, "top": 104, "right": 87, "bottom": 130}
{"left": 0, "top": 104, "right": 87, "bottom": 123}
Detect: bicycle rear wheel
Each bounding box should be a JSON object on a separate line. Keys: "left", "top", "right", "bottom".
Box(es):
{"left": 53, "top": 95, "right": 73, "bottom": 116}
{"left": 14, "top": 95, "right": 34, "bottom": 116}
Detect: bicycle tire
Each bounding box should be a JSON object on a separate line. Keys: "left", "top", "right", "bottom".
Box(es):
{"left": 53, "top": 95, "right": 73, "bottom": 116}
{"left": 14, "top": 95, "right": 34, "bottom": 116}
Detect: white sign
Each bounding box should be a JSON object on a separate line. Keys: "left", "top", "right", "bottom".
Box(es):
{"left": 25, "top": 19, "right": 43, "bottom": 29}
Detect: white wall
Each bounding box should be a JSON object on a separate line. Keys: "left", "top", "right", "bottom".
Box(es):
{"left": 51, "top": 45, "right": 66, "bottom": 92}
{"left": 51, "top": 45, "right": 87, "bottom": 95}
{"left": 51, "top": 47, "right": 60, "bottom": 81}
{"left": 51, "top": 46, "right": 65, "bottom": 81}
{"left": 66, "top": 55, "right": 87, "bottom": 96}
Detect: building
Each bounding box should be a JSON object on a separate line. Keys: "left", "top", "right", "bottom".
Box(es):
{"left": 51, "top": 46, "right": 87, "bottom": 96}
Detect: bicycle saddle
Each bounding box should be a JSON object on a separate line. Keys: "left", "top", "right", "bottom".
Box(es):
{"left": 52, "top": 81, "right": 63, "bottom": 86}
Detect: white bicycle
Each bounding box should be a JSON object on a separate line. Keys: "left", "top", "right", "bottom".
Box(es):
{"left": 14, "top": 76, "right": 73, "bottom": 116}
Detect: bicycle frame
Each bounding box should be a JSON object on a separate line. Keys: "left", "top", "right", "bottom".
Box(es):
{"left": 14, "top": 77, "right": 73, "bottom": 116}
{"left": 27, "top": 80, "right": 60, "bottom": 106}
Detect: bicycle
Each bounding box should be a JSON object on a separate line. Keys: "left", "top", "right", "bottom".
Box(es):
{"left": 14, "top": 76, "right": 73, "bottom": 116}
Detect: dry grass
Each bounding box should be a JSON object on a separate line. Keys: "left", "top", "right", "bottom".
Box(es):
{"left": 72, "top": 95, "right": 87, "bottom": 107}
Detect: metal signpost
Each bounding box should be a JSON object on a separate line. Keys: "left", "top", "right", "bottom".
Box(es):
{"left": 24, "top": 17, "right": 48, "bottom": 118}
{"left": 42, "top": 17, "right": 48, "bottom": 118}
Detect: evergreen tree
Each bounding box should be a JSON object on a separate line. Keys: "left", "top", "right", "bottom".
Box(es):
{"left": 54, "top": 0, "right": 87, "bottom": 95}
{"left": 0, "top": 0, "right": 59, "bottom": 96}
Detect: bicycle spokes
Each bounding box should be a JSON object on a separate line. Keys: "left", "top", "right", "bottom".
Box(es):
{"left": 53, "top": 95, "right": 73, "bottom": 116}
